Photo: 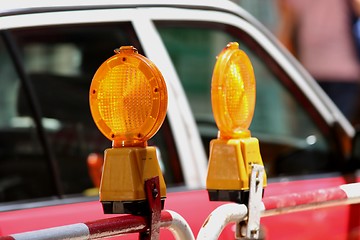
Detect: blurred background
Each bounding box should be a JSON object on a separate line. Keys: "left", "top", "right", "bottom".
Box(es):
{"left": 234, "top": 0, "right": 279, "bottom": 32}
{"left": 234, "top": 0, "right": 360, "bottom": 127}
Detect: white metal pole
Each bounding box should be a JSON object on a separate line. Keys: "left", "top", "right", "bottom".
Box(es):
{"left": 161, "top": 210, "right": 195, "bottom": 240}
{"left": 197, "top": 203, "right": 248, "bottom": 240}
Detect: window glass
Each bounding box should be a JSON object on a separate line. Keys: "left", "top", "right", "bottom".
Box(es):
{"left": 0, "top": 36, "right": 54, "bottom": 201}
{"left": 157, "top": 23, "right": 334, "bottom": 177}
{"left": 0, "top": 38, "right": 20, "bottom": 128}
{"left": 0, "top": 23, "right": 182, "bottom": 203}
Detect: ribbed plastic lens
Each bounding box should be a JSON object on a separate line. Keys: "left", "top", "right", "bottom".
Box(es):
{"left": 211, "top": 42, "right": 255, "bottom": 138}
{"left": 90, "top": 46, "right": 167, "bottom": 146}
{"left": 98, "top": 64, "right": 152, "bottom": 134}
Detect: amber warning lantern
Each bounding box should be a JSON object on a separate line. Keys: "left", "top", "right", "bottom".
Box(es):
{"left": 206, "top": 42, "right": 267, "bottom": 204}
{"left": 89, "top": 46, "right": 167, "bottom": 214}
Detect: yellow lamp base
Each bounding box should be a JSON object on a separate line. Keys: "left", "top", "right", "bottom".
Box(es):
{"left": 99, "top": 146, "right": 166, "bottom": 214}
{"left": 206, "top": 137, "right": 267, "bottom": 203}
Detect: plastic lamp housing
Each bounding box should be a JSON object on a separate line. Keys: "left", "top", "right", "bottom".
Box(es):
{"left": 211, "top": 42, "right": 256, "bottom": 139}
{"left": 89, "top": 46, "right": 167, "bottom": 147}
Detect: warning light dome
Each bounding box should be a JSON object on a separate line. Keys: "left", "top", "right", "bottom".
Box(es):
{"left": 89, "top": 46, "right": 167, "bottom": 147}
{"left": 211, "top": 42, "right": 256, "bottom": 139}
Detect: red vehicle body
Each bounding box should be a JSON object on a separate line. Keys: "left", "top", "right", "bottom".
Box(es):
{"left": 1, "top": 176, "right": 359, "bottom": 239}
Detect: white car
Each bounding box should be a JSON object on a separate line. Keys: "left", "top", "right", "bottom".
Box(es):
{"left": 0, "top": 1, "right": 359, "bottom": 239}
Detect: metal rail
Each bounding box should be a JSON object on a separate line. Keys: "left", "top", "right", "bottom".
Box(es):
{"left": 197, "top": 182, "right": 360, "bottom": 239}
{"left": 0, "top": 210, "right": 194, "bottom": 240}
{"left": 262, "top": 182, "right": 360, "bottom": 217}
{"left": 197, "top": 203, "right": 248, "bottom": 240}
{"left": 1, "top": 183, "right": 359, "bottom": 240}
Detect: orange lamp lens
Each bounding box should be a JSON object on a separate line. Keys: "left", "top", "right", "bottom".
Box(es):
{"left": 211, "top": 42, "right": 256, "bottom": 139}
{"left": 89, "top": 46, "right": 167, "bottom": 147}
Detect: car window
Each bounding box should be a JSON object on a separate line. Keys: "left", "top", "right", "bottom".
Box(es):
{"left": 156, "top": 23, "right": 338, "bottom": 177}
{"left": 0, "top": 37, "right": 54, "bottom": 201}
{"left": 0, "top": 23, "right": 183, "bottom": 203}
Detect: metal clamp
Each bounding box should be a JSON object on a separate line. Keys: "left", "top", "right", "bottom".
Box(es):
{"left": 237, "top": 164, "right": 265, "bottom": 239}
{"left": 140, "top": 177, "right": 162, "bottom": 240}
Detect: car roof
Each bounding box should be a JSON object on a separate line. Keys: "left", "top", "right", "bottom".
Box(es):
{"left": 0, "top": 0, "right": 263, "bottom": 50}
{"left": 0, "top": 0, "right": 250, "bottom": 18}
{"left": 0, "top": 0, "right": 263, "bottom": 49}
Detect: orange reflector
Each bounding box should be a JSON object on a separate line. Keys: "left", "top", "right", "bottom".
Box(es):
{"left": 89, "top": 46, "right": 167, "bottom": 147}
{"left": 87, "top": 153, "right": 104, "bottom": 188}
{"left": 211, "top": 42, "right": 255, "bottom": 139}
